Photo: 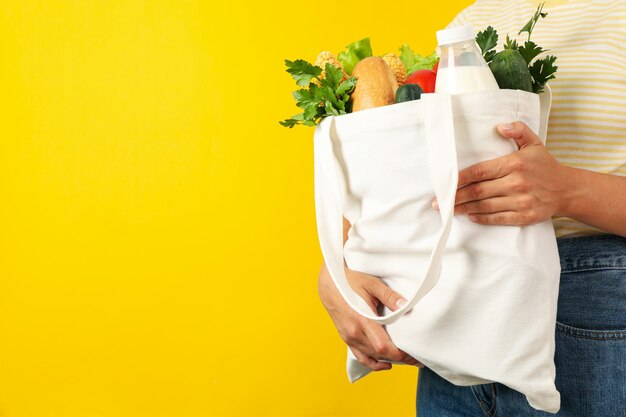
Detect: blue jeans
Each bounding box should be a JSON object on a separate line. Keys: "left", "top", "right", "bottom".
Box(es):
{"left": 416, "top": 234, "right": 626, "bottom": 417}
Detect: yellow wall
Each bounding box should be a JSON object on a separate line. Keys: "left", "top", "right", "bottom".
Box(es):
{"left": 0, "top": 1, "right": 473, "bottom": 416}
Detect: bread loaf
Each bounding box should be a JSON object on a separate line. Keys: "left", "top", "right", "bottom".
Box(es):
{"left": 351, "top": 57, "right": 399, "bottom": 112}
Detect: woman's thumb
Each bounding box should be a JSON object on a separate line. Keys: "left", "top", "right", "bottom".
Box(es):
{"left": 368, "top": 279, "right": 408, "bottom": 312}
{"left": 497, "top": 121, "right": 542, "bottom": 149}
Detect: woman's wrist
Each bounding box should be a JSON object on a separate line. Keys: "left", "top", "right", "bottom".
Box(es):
{"left": 556, "top": 164, "right": 587, "bottom": 219}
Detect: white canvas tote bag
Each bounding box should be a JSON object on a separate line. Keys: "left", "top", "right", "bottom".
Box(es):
{"left": 313, "top": 88, "right": 561, "bottom": 413}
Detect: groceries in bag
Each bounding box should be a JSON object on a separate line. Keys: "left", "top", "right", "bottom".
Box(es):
{"left": 477, "top": 3, "right": 557, "bottom": 93}
{"left": 279, "top": 39, "right": 438, "bottom": 127}
{"left": 279, "top": 3, "right": 557, "bottom": 127}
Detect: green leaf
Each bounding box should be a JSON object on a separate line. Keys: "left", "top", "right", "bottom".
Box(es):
{"left": 399, "top": 44, "right": 438, "bottom": 74}
{"left": 484, "top": 50, "right": 496, "bottom": 63}
{"left": 320, "top": 63, "right": 344, "bottom": 90}
{"left": 281, "top": 52, "right": 360, "bottom": 128}
{"left": 292, "top": 88, "right": 318, "bottom": 109}
{"left": 337, "top": 38, "right": 373, "bottom": 75}
{"left": 413, "top": 51, "right": 438, "bottom": 73}
{"left": 335, "top": 99, "right": 346, "bottom": 112}
{"left": 315, "top": 85, "right": 338, "bottom": 107}
{"left": 303, "top": 104, "right": 319, "bottom": 120}
{"left": 336, "top": 76, "right": 357, "bottom": 96}
{"left": 285, "top": 59, "right": 322, "bottom": 87}
{"left": 518, "top": 40, "right": 546, "bottom": 65}
{"left": 519, "top": 2, "right": 547, "bottom": 41}
{"left": 308, "top": 83, "right": 322, "bottom": 101}
{"left": 279, "top": 119, "right": 297, "bottom": 128}
{"left": 398, "top": 44, "right": 415, "bottom": 69}
{"left": 504, "top": 35, "right": 519, "bottom": 50}
{"left": 280, "top": 112, "right": 305, "bottom": 128}
{"left": 529, "top": 55, "right": 558, "bottom": 93}
{"left": 324, "top": 101, "right": 340, "bottom": 116}
{"left": 475, "top": 26, "right": 498, "bottom": 59}
{"left": 292, "top": 88, "right": 311, "bottom": 102}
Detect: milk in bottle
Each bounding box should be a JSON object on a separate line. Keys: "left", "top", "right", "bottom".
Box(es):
{"left": 434, "top": 25, "right": 499, "bottom": 94}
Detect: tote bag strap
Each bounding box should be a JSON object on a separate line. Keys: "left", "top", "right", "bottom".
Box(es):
{"left": 313, "top": 94, "right": 458, "bottom": 325}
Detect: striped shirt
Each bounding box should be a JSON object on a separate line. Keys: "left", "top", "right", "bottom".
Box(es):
{"left": 447, "top": 0, "right": 626, "bottom": 238}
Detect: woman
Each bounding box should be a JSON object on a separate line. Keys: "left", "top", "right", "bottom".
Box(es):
{"left": 317, "top": 0, "right": 626, "bottom": 415}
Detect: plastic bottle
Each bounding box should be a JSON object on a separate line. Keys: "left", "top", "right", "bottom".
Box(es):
{"left": 434, "top": 25, "right": 499, "bottom": 94}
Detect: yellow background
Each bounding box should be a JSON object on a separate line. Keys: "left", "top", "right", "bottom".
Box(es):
{"left": 0, "top": 1, "right": 472, "bottom": 416}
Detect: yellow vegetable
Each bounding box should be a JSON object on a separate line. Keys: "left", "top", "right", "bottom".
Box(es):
{"left": 381, "top": 53, "right": 407, "bottom": 86}
{"left": 313, "top": 51, "right": 348, "bottom": 85}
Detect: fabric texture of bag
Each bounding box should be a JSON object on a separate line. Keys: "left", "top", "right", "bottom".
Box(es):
{"left": 313, "top": 89, "right": 561, "bottom": 413}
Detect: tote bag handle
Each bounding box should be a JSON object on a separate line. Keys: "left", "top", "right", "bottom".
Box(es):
{"left": 313, "top": 94, "right": 458, "bottom": 325}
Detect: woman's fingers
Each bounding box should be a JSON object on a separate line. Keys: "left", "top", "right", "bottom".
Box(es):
{"left": 362, "top": 321, "right": 422, "bottom": 367}
{"left": 454, "top": 178, "right": 509, "bottom": 207}
{"left": 350, "top": 346, "right": 392, "bottom": 371}
{"left": 364, "top": 275, "right": 408, "bottom": 312}
{"left": 344, "top": 270, "right": 424, "bottom": 367}
{"left": 346, "top": 319, "right": 421, "bottom": 369}
{"left": 364, "top": 323, "right": 407, "bottom": 362}
{"left": 455, "top": 196, "right": 513, "bottom": 215}
{"left": 457, "top": 155, "right": 511, "bottom": 188}
{"left": 325, "top": 265, "right": 423, "bottom": 370}
{"left": 346, "top": 269, "right": 407, "bottom": 313}
{"left": 435, "top": 175, "right": 532, "bottom": 215}
{"left": 433, "top": 177, "right": 512, "bottom": 210}
{"left": 468, "top": 211, "right": 536, "bottom": 226}
{"left": 497, "top": 121, "right": 543, "bottom": 149}
{"left": 403, "top": 354, "right": 424, "bottom": 368}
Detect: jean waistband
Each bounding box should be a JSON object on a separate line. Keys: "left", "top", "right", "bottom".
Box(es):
{"left": 557, "top": 234, "right": 626, "bottom": 273}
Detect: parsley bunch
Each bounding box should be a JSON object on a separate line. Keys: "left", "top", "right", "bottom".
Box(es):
{"left": 280, "top": 60, "right": 357, "bottom": 128}
{"left": 476, "top": 2, "right": 558, "bottom": 93}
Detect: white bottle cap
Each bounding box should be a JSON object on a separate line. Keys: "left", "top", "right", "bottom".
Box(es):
{"left": 436, "top": 25, "right": 475, "bottom": 46}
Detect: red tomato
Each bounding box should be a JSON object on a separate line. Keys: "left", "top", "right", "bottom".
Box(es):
{"left": 405, "top": 69, "right": 437, "bottom": 93}
{"left": 432, "top": 60, "right": 439, "bottom": 73}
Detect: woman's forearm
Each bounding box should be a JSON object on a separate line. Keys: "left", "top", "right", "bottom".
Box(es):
{"left": 560, "top": 166, "right": 626, "bottom": 238}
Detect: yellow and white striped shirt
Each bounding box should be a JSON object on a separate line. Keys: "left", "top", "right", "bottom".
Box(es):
{"left": 448, "top": 0, "right": 626, "bottom": 238}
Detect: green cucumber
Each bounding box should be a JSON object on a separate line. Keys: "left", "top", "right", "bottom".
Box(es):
{"left": 395, "top": 84, "right": 423, "bottom": 103}
{"left": 489, "top": 49, "right": 533, "bottom": 92}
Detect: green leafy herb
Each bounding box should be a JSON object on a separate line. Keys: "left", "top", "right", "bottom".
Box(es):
{"left": 475, "top": 26, "right": 498, "bottom": 63}
{"left": 398, "top": 45, "right": 438, "bottom": 74}
{"left": 519, "top": 2, "right": 548, "bottom": 41}
{"left": 476, "top": 2, "right": 557, "bottom": 93}
{"left": 280, "top": 61, "right": 357, "bottom": 128}
{"left": 503, "top": 35, "right": 518, "bottom": 50}
{"left": 337, "top": 38, "right": 373, "bottom": 75}
{"left": 518, "top": 40, "right": 545, "bottom": 65}
{"left": 285, "top": 59, "right": 322, "bottom": 87}
{"left": 529, "top": 54, "right": 557, "bottom": 93}
{"left": 519, "top": 2, "right": 557, "bottom": 92}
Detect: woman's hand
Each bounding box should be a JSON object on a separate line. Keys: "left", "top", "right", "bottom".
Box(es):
{"left": 435, "top": 121, "right": 572, "bottom": 226}
{"left": 318, "top": 262, "right": 423, "bottom": 371}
